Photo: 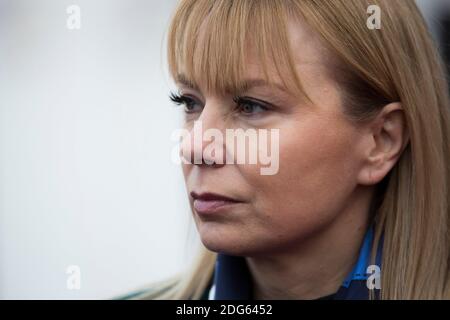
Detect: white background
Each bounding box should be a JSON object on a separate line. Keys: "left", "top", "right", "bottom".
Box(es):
{"left": 0, "top": 0, "right": 196, "bottom": 299}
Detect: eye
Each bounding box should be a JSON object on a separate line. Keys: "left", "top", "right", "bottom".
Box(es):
{"left": 169, "top": 91, "right": 203, "bottom": 114}
{"left": 232, "top": 96, "right": 270, "bottom": 116}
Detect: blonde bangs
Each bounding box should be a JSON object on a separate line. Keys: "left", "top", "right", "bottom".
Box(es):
{"left": 167, "top": 0, "right": 306, "bottom": 98}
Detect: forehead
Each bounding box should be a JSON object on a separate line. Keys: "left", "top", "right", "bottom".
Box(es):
{"left": 286, "top": 17, "right": 327, "bottom": 65}
{"left": 168, "top": 1, "right": 325, "bottom": 100}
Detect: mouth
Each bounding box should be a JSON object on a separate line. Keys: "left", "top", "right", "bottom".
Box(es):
{"left": 190, "top": 191, "right": 243, "bottom": 215}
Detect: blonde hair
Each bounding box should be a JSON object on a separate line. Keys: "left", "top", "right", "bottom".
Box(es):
{"left": 135, "top": 0, "right": 450, "bottom": 299}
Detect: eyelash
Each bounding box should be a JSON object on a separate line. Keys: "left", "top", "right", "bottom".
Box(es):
{"left": 168, "top": 91, "right": 271, "bottom": 117}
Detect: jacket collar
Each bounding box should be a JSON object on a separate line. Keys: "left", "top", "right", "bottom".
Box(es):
{"left": 209, "top": 225, "right": 383, "bottom": 300}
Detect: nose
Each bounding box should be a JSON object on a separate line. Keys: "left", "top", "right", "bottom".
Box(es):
{"left": 180, "top": 103, "right": 227, "bottom": 168}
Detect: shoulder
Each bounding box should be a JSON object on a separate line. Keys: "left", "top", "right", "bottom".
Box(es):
{"left": 113, "top": 288, "right": 152, "bottom": 300}
{"left": 199, "top": 273, "right": 215, "bottom": 300}
{"left": 112, "top": 274, "right": 182, "bottom": 300}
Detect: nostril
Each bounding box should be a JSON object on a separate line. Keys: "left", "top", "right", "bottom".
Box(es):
{"left": 198, "top": 158, "right": 224, "bottom": 168}
{"left": 200, "top": 149, "right": 226, "bottom": 167}
{"left": 203, "top": 159, "right": 216, "bottom": 166}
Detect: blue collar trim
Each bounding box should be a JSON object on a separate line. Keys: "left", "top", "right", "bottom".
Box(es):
{"left": 342, "top": 226, "right": 379, "bottom": 287}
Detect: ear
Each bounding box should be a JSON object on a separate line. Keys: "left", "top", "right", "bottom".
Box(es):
{"left": 357, "top": 102, "right": 409, "bottom": 185}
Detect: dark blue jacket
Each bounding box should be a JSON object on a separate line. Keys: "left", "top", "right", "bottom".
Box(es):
{"left": 202, "top": 226, "right": 382, "bottom": 300}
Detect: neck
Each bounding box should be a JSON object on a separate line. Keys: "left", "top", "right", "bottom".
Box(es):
{"left": 246, "top": 186, "right": 374, "bottom": 300}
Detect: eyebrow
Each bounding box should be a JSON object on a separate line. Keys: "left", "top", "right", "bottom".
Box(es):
{"left": 175, "top": 73, "right": 289, "bottom": 94}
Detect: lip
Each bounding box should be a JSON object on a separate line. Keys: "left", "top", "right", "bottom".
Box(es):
{"left": 190, "top": 191, "right": 243, "bottom": 215}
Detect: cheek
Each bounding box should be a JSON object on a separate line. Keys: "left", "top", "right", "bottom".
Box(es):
{"left": 283, "top": 118, "right": 358, "bottom": 193}
{"left": 245, "top": 116, "right": 362, "bottom": 239}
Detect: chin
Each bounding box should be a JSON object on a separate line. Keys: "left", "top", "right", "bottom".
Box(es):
{"left": 197, "top": 223, "right": 252, "bottom": 256}
{"left": 198, "top": 226, "right": 272, "bottom": 257}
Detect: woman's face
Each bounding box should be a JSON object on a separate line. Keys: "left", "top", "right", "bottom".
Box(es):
{"left": 178, "top": 19, "right": 371, "bottom": 256}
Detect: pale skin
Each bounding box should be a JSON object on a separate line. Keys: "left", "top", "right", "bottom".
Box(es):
{"left": 176, "top": 18, "right": 409, "bottom": 299}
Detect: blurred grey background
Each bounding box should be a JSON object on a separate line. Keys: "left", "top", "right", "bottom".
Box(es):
{"left": 0, "top": 0, "right": 449, "bottom": 299}
{"left": 0, "top": 0, "right": 193, "bottom": 299}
